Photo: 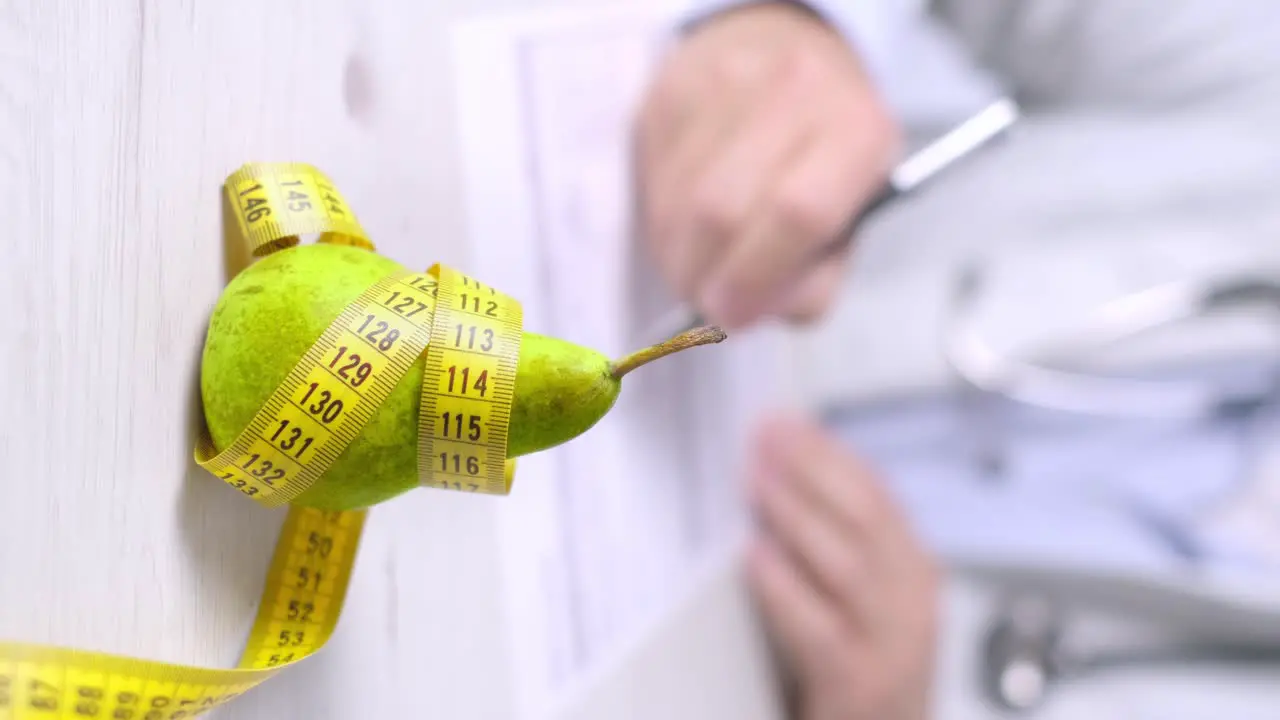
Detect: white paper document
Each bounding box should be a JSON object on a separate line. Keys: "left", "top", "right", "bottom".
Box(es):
{"left": 450, "top": 5, "right": 786, "bottom": 719}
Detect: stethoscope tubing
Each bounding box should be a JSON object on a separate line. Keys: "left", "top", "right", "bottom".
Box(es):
{"left": 942, "top": 268, "right": 1280, "bottom": 420}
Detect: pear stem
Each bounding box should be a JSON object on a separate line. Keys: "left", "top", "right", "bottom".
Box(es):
{"left": 609, "top": 325, "right": 728, "bottom": 379}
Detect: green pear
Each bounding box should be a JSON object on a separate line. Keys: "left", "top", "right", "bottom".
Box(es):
{"left": 199, "top": 242, "right": 725, "bottom": 510}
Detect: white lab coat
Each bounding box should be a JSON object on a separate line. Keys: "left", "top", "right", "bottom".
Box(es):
{"left": 689, "top": 1, "right": 1280, "bottom": 718}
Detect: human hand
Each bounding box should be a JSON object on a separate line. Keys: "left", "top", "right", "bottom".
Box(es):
{"left": 745, "top": 413, "right": 939, "bottom": 720}
{"left": 633, "top": 1, "right": 901, "bottom": 330}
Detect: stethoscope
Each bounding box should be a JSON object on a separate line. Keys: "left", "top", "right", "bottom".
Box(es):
{"left": 943, "top": 262, "right": 1280, "bottom": 421}
{"left": 940, "top": 264, "right": 1280, "bottom": 713}
{"left": 976, "top": 590, "right": 1280, "bottom": 714}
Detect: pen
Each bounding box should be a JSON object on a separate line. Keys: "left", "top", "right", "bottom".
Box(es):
{"left": 645, "top": 96, "right": 1020, "bottom": 340}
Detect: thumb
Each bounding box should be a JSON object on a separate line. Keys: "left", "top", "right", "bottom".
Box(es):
{"left": 777, "top": 251, "right": 849, "bottom": 325}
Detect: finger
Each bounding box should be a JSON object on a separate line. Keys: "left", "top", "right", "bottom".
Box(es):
{"left": 758, "top": 413, "right": 907, "bottom": 559}
{"left": 776, "top": 248, "right": 850, "bottom": 324}
{"left": 749, "top": 450, "right": 875, "bottom": 627}
{"left": 635, "top": 65, "right": 716, "bottom": 285}
{"left": 640, "top": 111, "right": 742, "bottom": 297}
{"left": 745, "top": 534, "right": 852, "bottom": 678}
{"left": 634, "top": 47, "right": 700, "bottom": 163}
{"left": 769, "top": 414, "right": 946, "bottom": 653}
{"left": 700, "top": 112, "right": 889, "bottom": 328}
{"left": 671, "top": 79, "right": 818, "bottom": 317}
{"left": 639, "top": 66, "right": 764, "bottom": 299}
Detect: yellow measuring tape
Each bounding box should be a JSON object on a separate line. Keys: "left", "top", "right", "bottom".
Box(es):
{"left": 0, "top": 162, "right": 522, "bottom": 718}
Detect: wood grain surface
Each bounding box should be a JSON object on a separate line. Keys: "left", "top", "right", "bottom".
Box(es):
{"left": 0, "top": 1, "right": 631, "bottom": 716}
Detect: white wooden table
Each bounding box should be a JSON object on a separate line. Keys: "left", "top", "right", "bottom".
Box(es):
{"left": 0, "top": 1, "right": 640, "bottom": 716}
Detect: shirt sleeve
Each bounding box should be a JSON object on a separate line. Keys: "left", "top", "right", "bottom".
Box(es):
{"left": 678, "top": 0, "right": 1008, "bottom": 130}
{"left": 678, "top": 0, "right": 926, "bottom": 95}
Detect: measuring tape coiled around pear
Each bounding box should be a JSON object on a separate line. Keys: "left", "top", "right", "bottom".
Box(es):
{"left": 418, "top": 267, "right": 523, "bottom": 495}
{"left": 0, "top": 161, "right": 523, "bottom": 719}
{"left": 193, "top": 268, "right": 438, "bottom": 506}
